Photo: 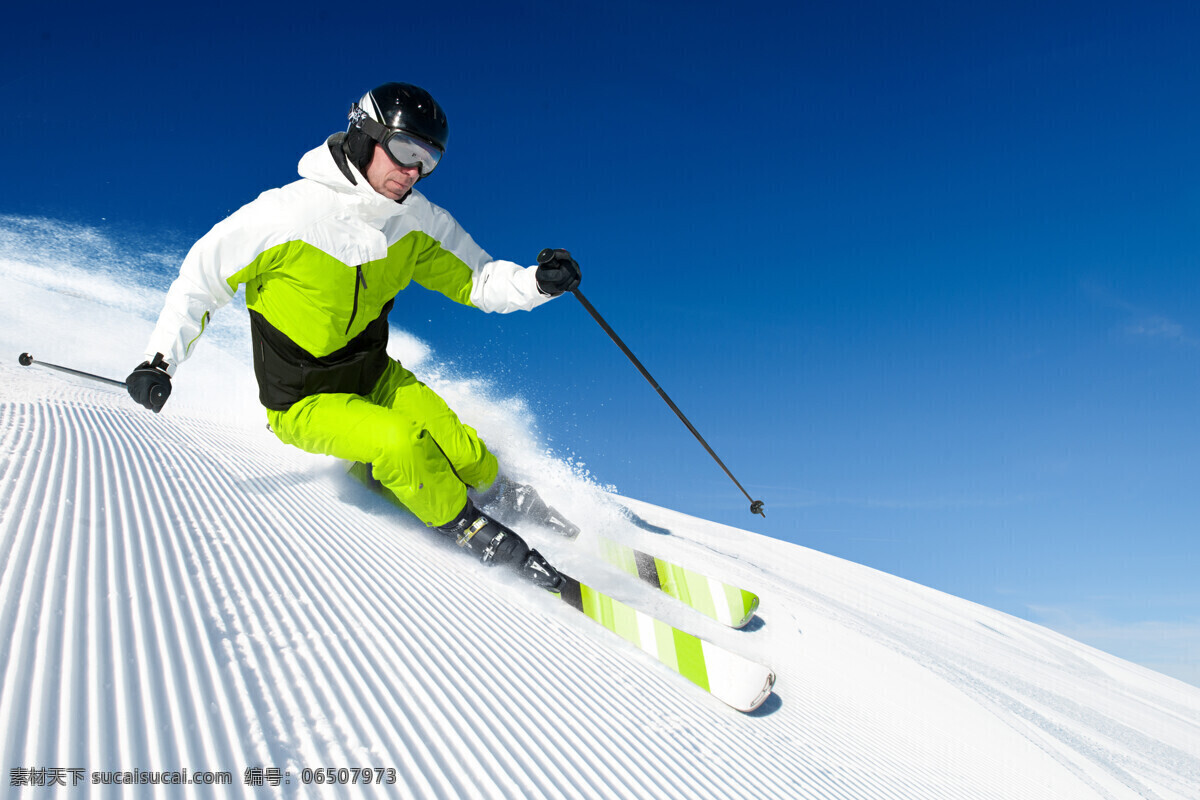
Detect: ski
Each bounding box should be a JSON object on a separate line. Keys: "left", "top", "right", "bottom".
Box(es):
{"left": 477, "top": 474, "right": 760, "bottom": 629}
{"left": 345, "top": 462, "right": 775, "bottom": 712}
{"left": 592, "top": 536, "right": 760, "bottom": 629}
{"left": 349, "top": 463, "right": 762, "bottom": 629}
{"left": 554, "top": 573, "right": 775, "bottom": 712}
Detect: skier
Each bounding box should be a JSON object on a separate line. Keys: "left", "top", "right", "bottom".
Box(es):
{"left": 126, "top": 82, "right": 579, "bottom": 590}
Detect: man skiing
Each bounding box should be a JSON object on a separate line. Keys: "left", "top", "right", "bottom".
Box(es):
{"left": 127, "top": 82, "right": 580, "bottom": 590}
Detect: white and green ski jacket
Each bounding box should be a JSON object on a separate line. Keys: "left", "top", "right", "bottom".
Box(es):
{"left": 143, "top": 135, "right": 553, "bottom": 409}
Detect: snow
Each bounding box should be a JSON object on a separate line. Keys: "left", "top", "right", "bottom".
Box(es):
{"left": 2, "top": 234, "right": 1199, "bottom": 799}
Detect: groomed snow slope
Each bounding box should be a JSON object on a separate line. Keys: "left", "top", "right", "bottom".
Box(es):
{"left": 2, "top": 250, "right": 1199, "bottom": 799}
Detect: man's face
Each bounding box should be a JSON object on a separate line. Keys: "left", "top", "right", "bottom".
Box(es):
{"left": 365, "top": 144, "right": 421, "bottom": 201}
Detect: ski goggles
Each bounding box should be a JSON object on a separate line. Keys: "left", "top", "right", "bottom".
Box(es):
{"left": 378, "top": 130, "right": 442, "bottom": 176}
{"left": 350, "top": 106, "right": 443, "bottom": 176}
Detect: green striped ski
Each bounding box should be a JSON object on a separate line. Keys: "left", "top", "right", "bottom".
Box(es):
{"left": 555, "top": 574, "right": 775, "bottom": 712}
{"left": 467, "top": 472, "right": 762, "bottom": 629}
{"left": 594, "top": 537, "right": 760, "bottom": 629}
{"left": 348, "top": 462, "right": 762, "bottom": 630}
{"left": 345, "top": 462, "right": 774, "bottom": 711}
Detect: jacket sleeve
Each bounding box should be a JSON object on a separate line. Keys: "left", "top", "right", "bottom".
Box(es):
{"left": 408, "top": 194, "right": 553, "bottom": 314}
{"left": 142, "top": 199, "right": 289, "bottom": 374}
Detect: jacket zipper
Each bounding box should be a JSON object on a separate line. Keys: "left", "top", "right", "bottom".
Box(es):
{"left": 345, "top": 266, "right": 368, "bottom": 334}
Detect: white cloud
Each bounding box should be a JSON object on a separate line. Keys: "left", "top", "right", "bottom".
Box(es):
{"left": 1083, "top": 281, "right": 1200, "bottom": 350}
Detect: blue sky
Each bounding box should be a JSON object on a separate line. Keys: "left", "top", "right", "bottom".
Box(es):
{"left": 4, "top": 0, "right": 1199, "bottom": 683}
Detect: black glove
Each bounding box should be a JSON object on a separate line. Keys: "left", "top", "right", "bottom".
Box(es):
{"left": 127, "top": 353, "right": 173, "bottom": 413}
{"left": 535, "top": 248, "right": 582, "bottom": 296}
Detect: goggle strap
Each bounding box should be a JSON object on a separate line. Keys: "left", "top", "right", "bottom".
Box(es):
{"left": 349, "top": 105, "right": 391, "bottom": 144}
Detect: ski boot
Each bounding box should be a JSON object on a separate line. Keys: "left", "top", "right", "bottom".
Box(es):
{"left": 437, "top": 500, "right": 566, "bottom": 592}
{"left": 475, "top": 475, "right": 581, "bottom": 539}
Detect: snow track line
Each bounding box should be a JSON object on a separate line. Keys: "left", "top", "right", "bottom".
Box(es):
{"left": 104, "top": 403, "right": 253, "bottom": 775}
{"left": 0, "top": 401, "right": 65, "bottom": 769}
{"left": 54, "top": 402, "right": 93, "bottom": 768}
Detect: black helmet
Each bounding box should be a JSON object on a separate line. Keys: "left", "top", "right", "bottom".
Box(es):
{"left": 352, "top": 82, "right": 448, "bottom": 151}
{"left": 348, "top": 84, "right": 451, "bottom": 159}
{"left": 344, "top": 82, "right": 449, "bottom": 179}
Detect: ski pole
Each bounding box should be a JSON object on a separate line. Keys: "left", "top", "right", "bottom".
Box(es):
{"left": 567, "top": 286, "right": 766, "bottom": 518}
{"left": 17, "top": 353, "right": 127, "bottom": 388}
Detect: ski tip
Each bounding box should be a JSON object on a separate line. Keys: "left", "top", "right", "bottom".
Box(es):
{"left": 701, "top": 640, "right": 777, "bottom": 713}
{"left": 731, "top": 592, "right": 761, "bottom": 630}
{"left": 729, "top": 671, "right": 777, "bottom": 714}
{"left": 721, "top": 668, "right": 776, "bottom": 713}
{"left": 739, "top": 669, "right": 776, "bottom": 713}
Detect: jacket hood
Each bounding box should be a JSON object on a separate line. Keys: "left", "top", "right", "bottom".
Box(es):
{"left": 297, "top": 136, "right": 378, "bottom": 199}
{"left": 295, "top": 135, "right": 419, "bottom": 227}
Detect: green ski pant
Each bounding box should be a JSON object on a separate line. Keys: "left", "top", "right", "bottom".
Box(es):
{"left": 266, "top": 360, "right": 498, "bottom": 527}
